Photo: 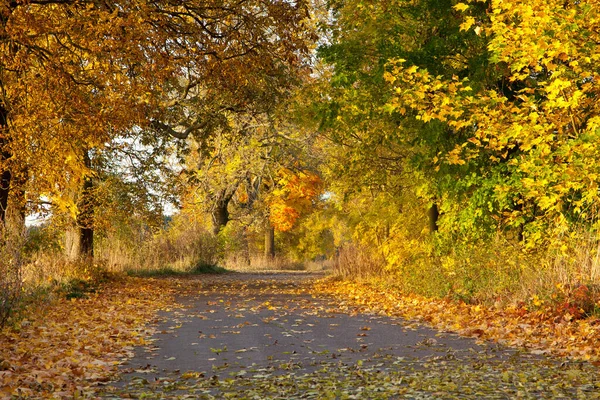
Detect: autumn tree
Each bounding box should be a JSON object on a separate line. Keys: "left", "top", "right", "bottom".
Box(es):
{"left": 179, "top": 105, "right": 323, "bottom": 261}
{"left": 0, "top": 0, "right": 315, "bottom": 260}
{"left": 300, "top": 0, "right": 600, "bottom": 305}
{"left": 307, "top": 0, "right": 494, "bottom": 268}
{"left": 385, "top": 0, "right": 600, "bottom": 246}
{"left": 165, "top": 9, "right": 322, "bottom": 258}
{"left": 60, "top": 132, "right": 179, "bottom": 260}
{"left": 267, "top": 168, "right": 323, "bottom": 233}
{"left": 264, "top": 167, "right": 323, "bottom": 258}
{"left": 182, "top": 114, "right": 276, "bottom": 236}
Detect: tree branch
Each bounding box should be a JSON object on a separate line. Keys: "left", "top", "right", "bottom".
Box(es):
{"left": 150, "top": 119, "right": 207, "bottom": 140}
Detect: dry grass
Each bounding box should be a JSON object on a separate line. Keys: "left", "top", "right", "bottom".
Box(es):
{"left": 332, "top": 244, "right": 385, "bottom": 279}
{"left": 224, "top": 254, "right": 306, "bottom": 272}
{"left": 22, "top": 254, "right": 80, "bottom": 285}
{"left": 96, "top": 222, "right": 222, "bottom": 275}
{"left": 333, "top": 227, "right": 600, "bottom": 320}
{"left": 511, "top": 230, "right": 600, "bottom": 314}
{"left": 0, "top": 235, "right": 23, "bottom": 327}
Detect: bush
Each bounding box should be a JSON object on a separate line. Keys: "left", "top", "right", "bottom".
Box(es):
{"left": 0, "top": 259, "right": 21, "bottom": 328}
{"left": 97, "top": 214, "right": 224, "bottom": 275}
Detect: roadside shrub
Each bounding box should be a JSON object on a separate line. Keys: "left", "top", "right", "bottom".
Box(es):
{"left": 23, "top": 224, "right": 62, "bottom": 256}
{"left": 100, "top": 214, "right": 224, "bottom": 275}
{"left": 550, "top": 284, "right": 599, "bottom": 320}
{"left": 140, "top": 223, "right": 222, "bottom": 271}
{"left": 0, "top": 258, "right": 22, "bottom": 328}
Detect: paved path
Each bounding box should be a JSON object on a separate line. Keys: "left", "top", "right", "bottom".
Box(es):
{"left": 100, "top": 273, "right": 600, "bottom": 399}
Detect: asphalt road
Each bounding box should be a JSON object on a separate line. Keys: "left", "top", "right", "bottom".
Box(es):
{"left": 99, "top": 272, "right": 600, "bottom": 399}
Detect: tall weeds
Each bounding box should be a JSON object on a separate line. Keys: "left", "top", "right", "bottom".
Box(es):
{"left": 333, "top": 244, "right": 385, "bottom": 279}
{"left": 96, "top": 219, "right": 222, "bottom": 274}
{"left": 333, "top": 222, "right": 600, "bottom": 319}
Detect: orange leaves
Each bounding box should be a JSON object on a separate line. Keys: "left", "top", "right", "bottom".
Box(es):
{"left": 268, "top": 168, "right": 323, "bottom": 232}
{"left": 0, "top": 277, "right": 176, "bottom": 398}
{"left": 269, "top": 202, "right": 301, "bottom": 232}
{"left": 314, "top": 278, "right": 600, "bottom": 361}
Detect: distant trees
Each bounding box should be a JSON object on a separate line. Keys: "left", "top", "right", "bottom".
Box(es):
{"left": 177, "top": 107, "right": 324, "bottom": 260}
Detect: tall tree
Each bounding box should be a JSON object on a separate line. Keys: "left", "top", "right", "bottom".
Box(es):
{"left": 0, "top": 0, "right": 315, "bottom": 257}
{"left": 385, "top": 0, "right": 600, "bottom": 244}
{"left": 313, "top": 0, "right": 495, "bottom": 240}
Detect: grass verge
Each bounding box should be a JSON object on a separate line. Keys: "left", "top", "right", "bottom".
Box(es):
{"left": 126, "top": 263, "right": 228, "bottom": 278}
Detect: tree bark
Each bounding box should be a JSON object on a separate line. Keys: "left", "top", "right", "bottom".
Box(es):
{"left": 241, "top": 226, "right": 251, "bottom": 265}
{"left": 212, "top": 197, "right": 230, "bottom": 235}
{"left": 77, "top": 150, "right": 94, "bottom": 259}
{"left": 427, "top": 203, "right": 439, "bottom": 233}
{"left": 65, "top": 227, "right": 82, "bottom": 261}
{"left": 67, "top": 150, "right": 94, "bottom": 260}
{"left": 0, "top": 105, "right": 10, "bottom": 226}
{"left": 0, "top": 170, "right": 10, "bottom": 226}
{"left": 265, "top": 225, "right": 275, "bottom": 259}
{"left": 5, "top": 168, "right": 27, "bottom": 236}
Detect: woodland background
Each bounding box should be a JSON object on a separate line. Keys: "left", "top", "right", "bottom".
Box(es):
{"left": 2, "top": 0, "right": 600, "bottom": 326}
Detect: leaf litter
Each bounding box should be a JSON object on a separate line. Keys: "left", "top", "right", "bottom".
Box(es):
{"left": 2, "top": 273, "right": 600, "bottom": 399}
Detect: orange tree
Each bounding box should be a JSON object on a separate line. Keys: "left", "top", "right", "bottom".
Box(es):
{"left": 268, "top": 167, "right": 323, "bottom": 233}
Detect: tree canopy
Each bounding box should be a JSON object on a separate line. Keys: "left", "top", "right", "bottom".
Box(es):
{"left": 2, "top": 0, "right": 600, "bottom": 316}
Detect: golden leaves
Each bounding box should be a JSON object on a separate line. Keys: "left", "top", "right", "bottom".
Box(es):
{"left": 0, "top": 278, "right": 176, "bottom": 398}
{"left": 2, "top": 0, "right": 315, "bottom": 216}
{"left": 315, "top": 278, "right": 600, "bottom": 361}
{"left": 453, "top": 3, "right": 470, "bottom": 12}
{"left": 380, "top": 0, "right": 600, "bottom": 236}
{"left": 460, "top": 16, "right": 476, "bottom": 31}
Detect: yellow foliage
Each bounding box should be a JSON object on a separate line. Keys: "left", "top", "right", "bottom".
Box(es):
{"left": 384, "top": 0, "right": 600, "bottom": 240}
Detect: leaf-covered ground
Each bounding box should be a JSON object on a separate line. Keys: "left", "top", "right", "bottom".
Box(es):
{"left": 0, "top": 277, "right": 178, "bottom": 399}
{"left": 2, "top": 273, "right": 600, "bottom": 399}
{"left": 102, "top": 274, "right": 599, "bottom": 399}
{"left": 314, "top": 279, "right": 600, "bottom": 361}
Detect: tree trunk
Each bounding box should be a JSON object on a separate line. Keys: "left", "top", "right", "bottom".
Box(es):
{"left": 0, "top": 105, "right": 10, "bottom": 226}
{"left": 265, "top": 225, "right": 275, "bottom": 259}
{"left": 212, "top": 199, "right": 230, "bottom": 235}
{"left": 65, "top": 227, "right": 82, "bottom": 261}
{"left": 0, "top": 170, "right": 10, "bottom": 225}
{"left": 77, "top": 150, "right": 94, "bottom": 259}
{"left": 67, "top": 150, "right": 94, "bottom": 260}
{"left": 5, "top": 168, "right": 27, "bottom": 237}
{"left": 241, "top": 226, "right": 251, "bottom": 265}
{"left": 427, "top": 203, "right": 439, "bottom": 233}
